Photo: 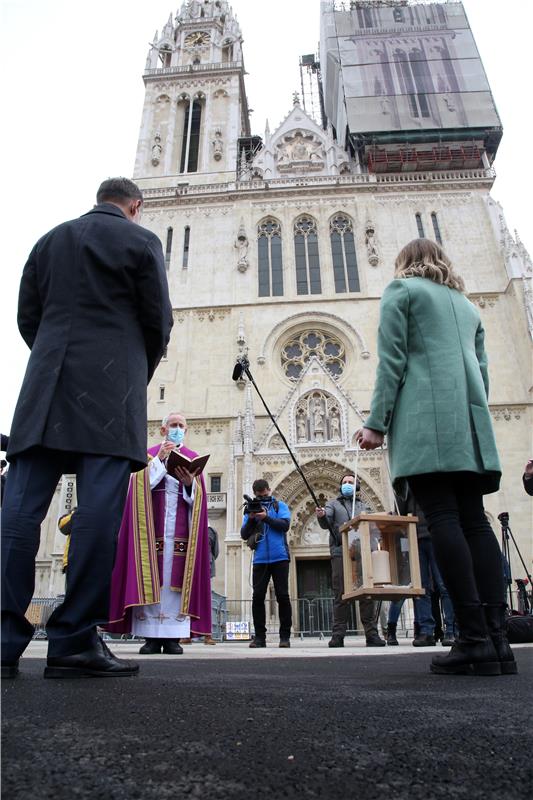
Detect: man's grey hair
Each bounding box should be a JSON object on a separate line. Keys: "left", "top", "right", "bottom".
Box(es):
{"left": 161, "top": 412, "right": 185, "bottom": 428}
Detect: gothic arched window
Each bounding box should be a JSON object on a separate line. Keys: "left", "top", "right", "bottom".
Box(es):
{"left": 179, "top": 99, "right": 203, "bottom": 173}
{"left": 330, "top": 215, "right": 359, "bottom": 293}
{"left": 415, "top": 212, "right": 425, "bottom": 238}
{"left": 281, "top": 330, "right": 345, "bottom": 381}
{"left": 294, "top": 216, "right": 321, "bottom": 295}
{"left": 182, "top": 226, "right": 190, "bottom": 269}
{"left": 431, "top": 212, "right": 442, "bottom": 245}
{"left": 165, "top": 227, "right": 173, "bottom": 270}
{"left": 258, "top": 218, "right": 283, "bottom": 297}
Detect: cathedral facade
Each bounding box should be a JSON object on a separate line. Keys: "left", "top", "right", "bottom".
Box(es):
{"left": 34, "top": 1, "right": 532, "bottom": 618}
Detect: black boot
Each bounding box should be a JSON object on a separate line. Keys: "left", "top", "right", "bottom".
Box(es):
{"left": 484, "top": 604, "right": 517, "bottom": 675}
{"left": 162, "top": 639, "right": 184, "bottom": 655}
{"left": 430, "top": 604, "right": 500, "bottom": 676}
{"left": 139, "top": 638, "right": 162, "bottom": 655}
{"left": 386, "top": 623, "right": 398, "bottom": 646}
{"left": 249, "top": 637, "right": 266, "bottom": 648}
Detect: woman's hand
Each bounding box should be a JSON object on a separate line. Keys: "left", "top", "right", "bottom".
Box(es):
{"left": 355, "top": 427, "right": 384, "bottom": 450}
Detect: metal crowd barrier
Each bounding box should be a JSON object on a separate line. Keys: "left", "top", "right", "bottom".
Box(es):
{"left": 27, "top": 590, "right": 526, "bottom": 642}
{"left": 216, "top": 596, "right": 387, "bottom": 640}
{"left": 26, "top": 597, "right": 62, "bottom": 638}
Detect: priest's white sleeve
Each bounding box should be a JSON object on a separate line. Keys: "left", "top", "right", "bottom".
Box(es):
{"left": 181, "top": 478, "right": 196, "bottom": 506}
{"left": 149, "top": 456, "right": 167, "bottom": 489}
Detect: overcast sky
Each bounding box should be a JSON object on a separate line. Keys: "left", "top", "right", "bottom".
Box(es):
{"left": 1, "top": 0, "right": 531, "bottom": 432}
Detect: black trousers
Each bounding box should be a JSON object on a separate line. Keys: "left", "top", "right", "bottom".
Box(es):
{"left": 407, "top": 472, "right": 505, "bottom": 623}
{"left": 252, "top": 560, "right": 292, "bottom": 641}
{"left": 1, "top": 447, "right": 131, "bottom": 662}
{"left": 331, "top": 556, "right": 378, "bottom": 638}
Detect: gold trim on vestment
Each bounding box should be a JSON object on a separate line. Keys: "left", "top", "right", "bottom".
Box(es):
{"left": 179, "top": 476, "right": 203, "bottom": 614}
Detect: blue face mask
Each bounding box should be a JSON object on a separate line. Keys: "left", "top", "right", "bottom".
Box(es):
{"left": 167, "top": 427, "right": 185, "bottom": 446}
{"left": 341, "top": 483, "right": 354, "bottom": 498}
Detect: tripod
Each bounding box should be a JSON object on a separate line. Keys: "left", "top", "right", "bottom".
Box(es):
{"left": 498, "top": 511, "right": 533, "bottom": 613}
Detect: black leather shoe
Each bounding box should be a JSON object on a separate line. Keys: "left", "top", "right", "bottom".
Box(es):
{"left": 162, "top": 639, "right": 183, "bottom": 655}
{"left": 44, "top": 637, "right": 139, "bottom": 678}
{"left": 430, "top": 639, "right": 501, "bottom": 676}
{"left": 1, "top": 662, "right": 19, "bottom": 679}
{"left": 413, "top": 634, "right": 436, "bottom": 647}
{"left": 249, "top": 637, "right": 266, "bottom": 648}
{"left": 139, "top": 638, "right": 163, "bottom": 654}
{"left": 328, "top": 636, "right": 344, "bottom": 648}
{"left": 366, "top": 633, "right": 386, "bottom": 647}
{"left": 386, "top": 624, "right": 399, "bottom": 646}
{"left": 441, "top": 634, "right": 456, "bottom": 647}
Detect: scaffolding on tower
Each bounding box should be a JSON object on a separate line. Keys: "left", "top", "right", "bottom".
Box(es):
{"left": 299, "top": 53, "right": 326, "bottom": 129}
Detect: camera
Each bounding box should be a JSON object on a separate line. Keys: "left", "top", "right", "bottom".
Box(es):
{"left": 242, "top": 494, "right": 265, "bottom": 515}
{"left": 498, "top": 511, "right": 510, "bottom": 527}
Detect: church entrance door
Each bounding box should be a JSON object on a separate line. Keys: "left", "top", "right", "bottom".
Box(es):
{"left": 296, "top": 558, "right": 333, "bottom": 635}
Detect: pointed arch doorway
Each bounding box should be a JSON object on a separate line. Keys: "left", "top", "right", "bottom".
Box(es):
{"left": 271, "top": 458, "right": 384, "bottom": 634}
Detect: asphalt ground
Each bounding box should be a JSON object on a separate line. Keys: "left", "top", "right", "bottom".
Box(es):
{"left": 2, "top": 640, "right": 532, "bottom": 800}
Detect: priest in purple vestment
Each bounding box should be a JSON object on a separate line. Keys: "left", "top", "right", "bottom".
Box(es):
{"left": 105, "top": 413, "right": 212, "bottom": 654}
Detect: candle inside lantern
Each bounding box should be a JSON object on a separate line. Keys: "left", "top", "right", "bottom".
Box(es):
{"left": 371, "top": 545, "right": 391, "bottom": 584}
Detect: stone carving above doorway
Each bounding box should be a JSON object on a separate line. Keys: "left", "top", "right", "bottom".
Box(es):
{"left": 295, "top": 391, "right": 342, "bottom": 444}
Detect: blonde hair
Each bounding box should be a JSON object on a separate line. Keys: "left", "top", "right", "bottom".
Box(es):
{"left": 394, "top": 238, "right": 465, "bottom": 293}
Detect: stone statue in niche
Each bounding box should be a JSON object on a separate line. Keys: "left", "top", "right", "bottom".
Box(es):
{"left": 313, "top": 398, "right": 325, "bottom": 442}
{"left": 365, "top": 221, "right": 379, "bottom": 267}
{"left": 296, "top": 410, "right": 308, "bottom": 442}
{"left": 212, "top": 130, "right": 223, "bottom": 161}
{"left": 329, "top": 409, "right": 341, "bottom": 440}
{"left": 234, "top": 221, "right": 249, "bottom": 273}
{"left": 151, "top": 132, "right": 162, "bottom": 166}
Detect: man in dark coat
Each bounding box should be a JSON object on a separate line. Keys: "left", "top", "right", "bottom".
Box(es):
{"left": 1, "top": 177, "right": 173, "bottom": 679}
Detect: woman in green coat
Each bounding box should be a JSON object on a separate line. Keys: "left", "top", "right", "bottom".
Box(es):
{"left": 357, "top": 238, "right": 516, "bottom": 676}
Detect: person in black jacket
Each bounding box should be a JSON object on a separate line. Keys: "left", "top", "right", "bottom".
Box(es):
{"left": 523, "top": 460, "right": 533, "bottom": 496}
{"left": 1, "top": 177, "right": 173, "bottom": 680}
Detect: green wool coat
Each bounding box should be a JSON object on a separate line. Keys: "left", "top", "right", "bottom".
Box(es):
{"left": 365, "top": 277, "right": 501, "bottom": 494}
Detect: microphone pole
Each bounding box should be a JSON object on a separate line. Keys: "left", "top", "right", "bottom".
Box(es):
{"left": 233, "top": 356, "right": 323, "bottom": 512}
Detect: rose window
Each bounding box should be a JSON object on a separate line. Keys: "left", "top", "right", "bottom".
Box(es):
{"left": 281, "top": 330, "right": 345, "bottom": 380}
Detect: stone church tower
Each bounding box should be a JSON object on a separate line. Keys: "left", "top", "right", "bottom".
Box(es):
{"left": 34, "top": 1, "right": 532, "bottom": 627}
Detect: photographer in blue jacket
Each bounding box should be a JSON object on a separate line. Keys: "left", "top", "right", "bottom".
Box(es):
{"left": 241, "top": 479, "right": 291, "bottom": 648}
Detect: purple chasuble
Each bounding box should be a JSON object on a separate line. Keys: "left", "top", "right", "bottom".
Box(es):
{"left": 105, "top": 444, "right": 212, "bottom": 636}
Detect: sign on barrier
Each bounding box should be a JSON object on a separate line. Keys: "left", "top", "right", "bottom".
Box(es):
{"left": 225, "top": 621, "right": 251, "bottom": 640}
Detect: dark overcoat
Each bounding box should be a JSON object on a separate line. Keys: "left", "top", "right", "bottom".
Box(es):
{"left": 365, "top": 277, "right": 501, "bottom": 494}
{"left": 7, "top": 203, "right": 173, "bottom": 471}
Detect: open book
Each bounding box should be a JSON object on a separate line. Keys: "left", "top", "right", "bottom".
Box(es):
{"left": 166, "top": 449, "right": 210, "bottom": 477}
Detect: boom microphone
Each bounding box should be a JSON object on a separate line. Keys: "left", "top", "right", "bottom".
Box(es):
{"left": 232, "top": 360, "right": 244, "bottom": 381}
{"left": 230, "top": 352, "right": 332, "bottom": 534}
{"left": 232, "top": 355, "right": 250, "bottom": 381}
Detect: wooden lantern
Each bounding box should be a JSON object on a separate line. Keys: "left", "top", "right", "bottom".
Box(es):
{"left": 340, "top": 513, "right": 425, "bottom": 601}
